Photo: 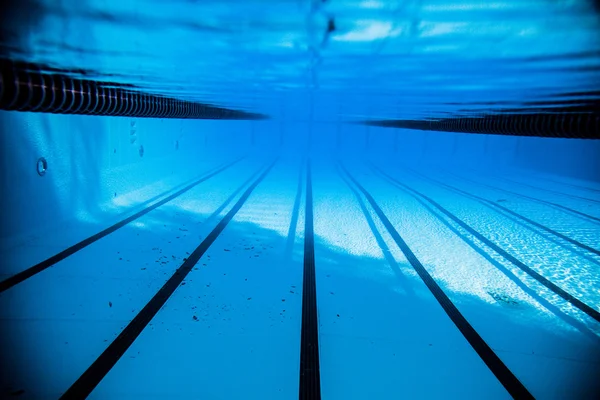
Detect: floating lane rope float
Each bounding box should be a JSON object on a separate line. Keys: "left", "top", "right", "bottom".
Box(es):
{"left": 0, "top": 59, "right": 267, "bottom": 120}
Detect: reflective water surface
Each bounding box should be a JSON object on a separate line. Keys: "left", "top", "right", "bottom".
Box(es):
{"left": 1, "top": 0, "right": 599, "bottom": 120}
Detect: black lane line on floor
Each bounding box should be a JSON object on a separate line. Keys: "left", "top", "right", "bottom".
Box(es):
{"left": 449, "top": 172, "right": 600, "bottom": 224}
{"left": 495, "top": 175, "right": 600, "bottom": 205}
{"left": 0, "top": 157, "right": 244, "bottom": 293}
{"left": 340, "top": 162, "right": 534, "bottom": 400}
{"left": 299, "top": 159, "right": 321, "bottom": 400}
{"left": 402, "top": 167, "right": 600, "bottom": 258}
{"left": 370, "top": 163, "right": 600, "bottom": 324}
{"left": 531, "top": 175, "right": 600, "bottom": 194}
{"left": 335, "top": 164, "right": 415, "bottom": 296}
{"left": 203, "top": 161, "right": 268, "bottom": 222}
{"left": 59, "top": 158, "right": 278, "bottom": 400}
{"left": 285, "top": 158, "right": 304, "bottom": 260}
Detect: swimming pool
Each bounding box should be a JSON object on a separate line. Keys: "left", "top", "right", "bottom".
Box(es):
{"left": 1, "top": 0, "right": 599, "bottom": 399}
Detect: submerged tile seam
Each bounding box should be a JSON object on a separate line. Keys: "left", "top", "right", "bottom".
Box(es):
{"left": 59, "top": 158, "right": 278, "bottom": 400}
{"left": 369, "top": 162, "right": 600, "bottom": 324}
{"left": 0, "top": 157, "right": 244, "bottom": 293}
{"left": 339, "top": 161, "right": 534, "bottom": 399}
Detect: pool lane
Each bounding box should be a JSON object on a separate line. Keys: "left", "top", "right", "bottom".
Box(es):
{"left": 87, "top": 157, "right": 306, "bottom": 399}
{"left": 447, "top": 167, "right": 600, "bottom": 222}
{"left": 368, "top": 162, "right": 600, "bottom": 320}
{"left": 397, "top": 164, "right": 600, "bottom": 257}
{"left": 0, "top": 157, "right": 267, "bottom": 399}
{"left": 311, "top": 158, "right": 511, "bottom": 399}
{"left": 0, "top": 155, "right": 242, "bottom": 283}
{"left": 357, "top": 160, "right": 600, "bottom": 399}
{"left": 3, "top": 155, "right": 598, "bottom": 399}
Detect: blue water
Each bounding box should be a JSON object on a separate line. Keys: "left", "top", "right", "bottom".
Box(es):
{"left": 0, "top": 0, "right": 600, "bottom": 399}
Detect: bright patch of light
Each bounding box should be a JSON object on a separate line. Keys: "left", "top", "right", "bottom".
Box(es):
{"left": 272, "top": 37, "right": 300, "bottom": 50}
{"left": 130, "top": 220, "right": 147, "bottom": 229}
{"left": 418, "top": 44, "right": 461, "bottom": 53}
{"left": 359, "top": 0, "right": 386, "bottom": 9}
{"left": 419, "top": 22, "right": 468, "bottom": 37}
{"left": 233, "top": 194, "right": 298, "bottom": 237}
{"left": 333, "top": 21, "right": 402, "bottom": 42}
{"left": 517, "top": 27, "right": 538, "bottom": 37}
{"left": 74, "top": 209, "right": 100, "bottom": 225}
{"left": 311, "top": 196, "right": 386, "bottom": 260}
{"left": 171, "top": 200, "right": 220, "bottom": 217}
{"left": 423, "top": 2, "right": 518, "bottom": 12}
{"left": 276, "top": 40, "right": 295, "bottom": 48}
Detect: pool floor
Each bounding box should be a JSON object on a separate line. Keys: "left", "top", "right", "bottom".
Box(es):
{"left": 1, "top": 155, "right": 599, "bottom": 399}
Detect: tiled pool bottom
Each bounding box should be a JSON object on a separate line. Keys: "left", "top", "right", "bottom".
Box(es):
{"left": 1, "top": 156, "right": 599, "bottom": 399}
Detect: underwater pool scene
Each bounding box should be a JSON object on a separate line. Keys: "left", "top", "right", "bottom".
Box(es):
{"left": 0, "top": 0, "right": 599, "bottom": 399}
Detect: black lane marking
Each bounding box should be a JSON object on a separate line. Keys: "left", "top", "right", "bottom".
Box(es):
{"left": 370, "top": 163, "right": 600, "bottom": 324}
{"left": 335, "top": 164, "right": 415, "bottom": 296}
{"left": 450, "top": 172, "right": 600, "bottom": 224}
{"left": 402, "top": 167, "right": 600, "bottom": 257}
{"left": 59, "top": 158, "right": 278, "bottom": 400}
{"left": 299, "top": 159, "right": 321, "bottom": 400}
{"left": 495, "top": 175, "right": 600, "bottom": 205}
{"left": 530, "top": 175, "right": 600, "bottom": 194}
{"left": 339, "top": 162, "right": 534, "bottom": 400}
{"left": 203, "top": 162, "right": 267, "bottom": 222}
{"left": 0, "top": 157, "right": 244, "bottom": 293}
{"left": 285, "top": 158, "right": 304, "bottom": 259}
